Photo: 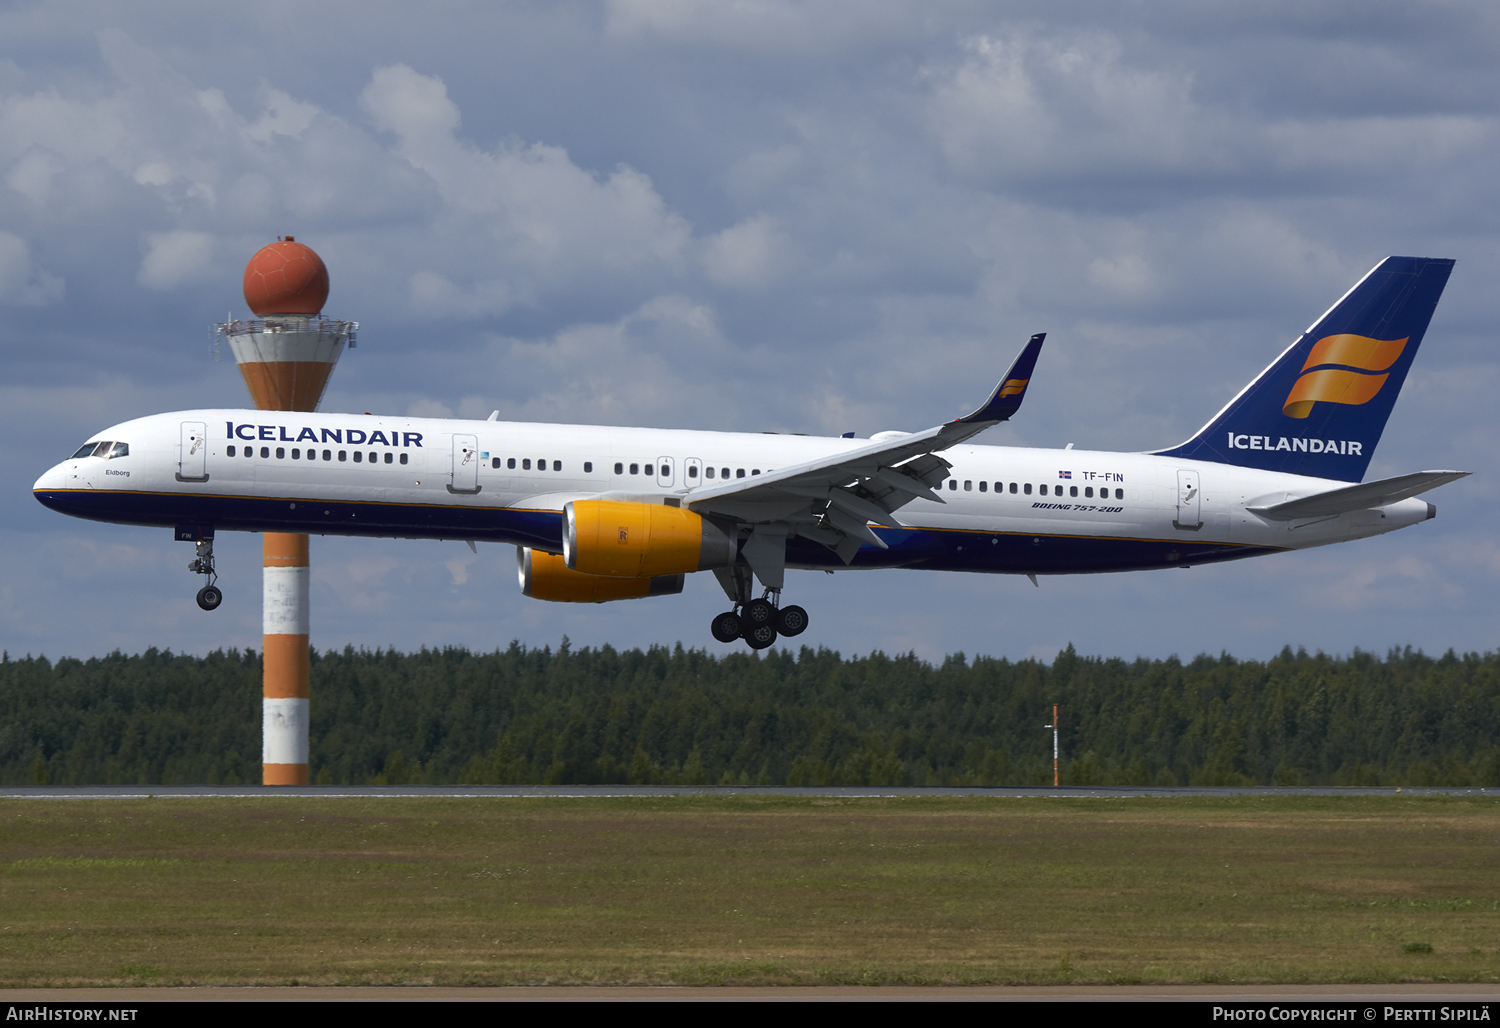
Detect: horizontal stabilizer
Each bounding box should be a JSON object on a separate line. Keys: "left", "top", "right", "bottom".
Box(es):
{"left": 1247, "top": 470, "right": 1469, "bottom": 520}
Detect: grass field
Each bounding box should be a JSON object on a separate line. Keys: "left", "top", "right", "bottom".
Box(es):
{"left": 2, "top": 795, "right": 1498, "bottom": 987}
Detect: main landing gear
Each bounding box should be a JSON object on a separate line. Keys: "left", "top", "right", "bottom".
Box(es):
{"left": 710, "top": 591, "right": 809, "bottom": 650}
{"left": 187, "top": 536, "right": 222, "bottom": 611}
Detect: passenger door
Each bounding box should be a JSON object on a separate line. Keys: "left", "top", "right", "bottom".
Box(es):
{"left": 178, "top": 422, "right": 208, "bottom": 482}
{"left": 450, "top": 434, "right": 480, "bottom": 494}
{"left": 1173, "top": 469, "right": 1202, "bottom": 530}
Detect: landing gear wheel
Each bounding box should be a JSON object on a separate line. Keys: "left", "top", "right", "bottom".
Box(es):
{"left": 744, "top": 597, "right": 775, "bottom": 628}
{"left": 196, "top": 585, "right": 223, "bottom": 611}
{"left": 744, "top": 621, "right": 778, "bottom": 650}
{"left": 710, "top": 611, "right": 743, "bottom": 643}
{"left": 776, "top": 604, "right": 809, "bottom": 637}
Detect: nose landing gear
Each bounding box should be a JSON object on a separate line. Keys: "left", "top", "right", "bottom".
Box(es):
{"left": 178, "top": 526, "right": 222, "bottom": 611}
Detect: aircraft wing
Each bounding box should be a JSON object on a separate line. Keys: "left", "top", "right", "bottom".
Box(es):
{"left": 685, "top": 333, "right": 1045, "bottom": 565}
{"left": 1246, "top": 470, "right": 1469, "bottom": 520}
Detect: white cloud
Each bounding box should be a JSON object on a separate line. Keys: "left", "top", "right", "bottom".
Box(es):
{"left": 926, "top": 30, "right": 1495, "bottom": 199}
{"left": 929, "top": 33, "right": 1200, "bottom": 184}
{"left": 360, "top": 64, "right": 691, "bottom": 315}
{"left": 138, "top": 230, "right": 215, "bottom": 289}
{"left": 702, "top": 214, "right": 790, "bottom": 288}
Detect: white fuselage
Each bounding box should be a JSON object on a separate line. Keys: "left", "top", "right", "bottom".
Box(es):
{"left": 32, "top": 409, "right": 1435, "bottom": 577}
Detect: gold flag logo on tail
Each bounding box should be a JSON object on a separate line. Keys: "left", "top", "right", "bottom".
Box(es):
{"left": 998, "top": 378, "right": 1029, "bottom": 398}
{"left": 1282, "top": 334, "right": 1407, "bottom": 419}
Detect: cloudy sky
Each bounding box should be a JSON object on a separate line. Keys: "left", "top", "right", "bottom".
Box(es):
{"left": 2, "top": 0, "right": 1497, "bottom": 665}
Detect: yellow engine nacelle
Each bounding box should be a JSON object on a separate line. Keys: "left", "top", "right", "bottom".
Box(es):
{"left": 563, "top": 499, "right": 737, "bottom": 578}
{"left": 518, "top": 547, "right": 684, "bottom": 603}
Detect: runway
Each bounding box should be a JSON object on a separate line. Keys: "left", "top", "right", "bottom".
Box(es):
{"left": 2, "top": 785, "right": 1494, "bottom": 799}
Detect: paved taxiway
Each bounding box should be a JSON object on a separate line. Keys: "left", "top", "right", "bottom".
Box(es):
{"left": 2, "top": 785, "right": 1493, "bottom": 799}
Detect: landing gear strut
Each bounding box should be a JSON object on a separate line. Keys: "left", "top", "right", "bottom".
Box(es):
{"left": 187, "top": 536, "right": 222, "bottom": 611}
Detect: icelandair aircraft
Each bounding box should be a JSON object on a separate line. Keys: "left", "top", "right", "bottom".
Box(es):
{"left": 34, "top": 256, "right": 1467, "bottom": 648}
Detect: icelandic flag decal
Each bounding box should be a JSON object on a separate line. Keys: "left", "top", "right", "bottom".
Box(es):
{"left": 1058, "top": 470, "right": 1072, "bottom": 479}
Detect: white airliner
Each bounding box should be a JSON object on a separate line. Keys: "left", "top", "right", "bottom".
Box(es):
{"left": 34, "top": 256, "right": 1468, "bottom": 648}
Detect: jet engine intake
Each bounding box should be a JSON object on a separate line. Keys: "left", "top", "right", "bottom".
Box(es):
{"left": 518, "top": 547, "right": 683, "bottom": 603}
{"left": 563, "top": 500, "right": 737, "bottom": 578}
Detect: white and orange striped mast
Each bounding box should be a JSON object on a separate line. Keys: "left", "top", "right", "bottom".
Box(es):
{"left": 217, "top": 238, "right": 355, "bottom": 785}
{"left": 1045, "top": 703, "right": 1058, "bottom": 787}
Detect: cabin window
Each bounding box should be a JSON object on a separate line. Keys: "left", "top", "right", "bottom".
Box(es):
{"left": 736, "top": 469, "right": 745, "bottom": 479}
{"left": 706, "top": 467, "right": 715, "bottom": 479}
{"left": 385, "top": 453, "right": 393, "bottom": 464}
{"left": 1115, "top": 488, "right": 1124, "bottom": 500}
{"left": 290, "top": 448, "right": 299, "bottom": 459}
{"left": 1085, "top": 486, "right": 1093, "bottom": 498}
{"left": 338, "top": 450, "right": 347, "bottom": 462}
{"left": 508, "top": 458, "right": 516, "bottom": 469}
{"left": 353, "top": 451, "right": 362, "bottom": 463}
{"left": 979, "top": 481, "right": 987, "bottom": 492}
{"left": 644, "top": 464, "right": 654, "bottom": 475}
{"left": 322, "top": 450, "right": 331, "bottom": 461}
{"left": 630, "top": 463, "right": 639, "bottom": 475}
{"left": 400, "top": 453, "right": 408, "bottom": 465}
{"left": 688, "top": 465, "right": 698, "bottom": 479}
{"left": 614, "top": 462, "right": 623, "bottom": 474}
{"left": 752, "top": 469, "right": 760, "bottom": 475}
{"left": 553, "top": 460, "right": 561, "bottom": 471}
{"left": 1008, "top": 482, "right": 1016, "bottom": 494}
{"left": 492, "top": 457, "right": 501, "bottom": 469}
{"left": 1024, "top": 483, "right": 1032, "bottom": 495}
{"left": 260, "top": 446, "right": 269, "bottom": 459}
{"left": 522, "top": 459, "right": 531, "bottom": 470}
{"left": 277, "top": 447, "right": 286, "bottom": 459}
{"left": 964, "top": 480, "right": 972, "bottom": 491}
{"left": 721, "top": 468, "right": 730, "bottom": 479}
{"left": 1070, "top": 486, "right": 1078, "bottom": 497}
{"left": 948, "top": 480, "right": 957, "bottom": 491}
{"left": 584, "top": 462, "right": 592, "bottom": 473}
{"left": 537, "top": 458, "right": 546, "bottom": 470}
{"left": 227, "top": 445, "right": 236, "bottom": 457}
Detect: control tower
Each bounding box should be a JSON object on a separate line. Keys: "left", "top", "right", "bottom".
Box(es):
{"left": 216, "top": 238, "right": 356, "bottom": 786}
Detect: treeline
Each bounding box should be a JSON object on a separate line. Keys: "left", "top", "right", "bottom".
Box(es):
{"left": 1, "top": 642, "right": 1498, "bottom": 787}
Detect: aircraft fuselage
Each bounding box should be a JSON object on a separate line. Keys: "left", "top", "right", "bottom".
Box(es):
{"left": 32, "top": 408, "right": 1434, "bottom": 577}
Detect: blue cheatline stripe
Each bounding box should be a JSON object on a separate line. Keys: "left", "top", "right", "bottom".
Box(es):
{"left": 35, "top": 488, "right": 1280, "bottom": 575}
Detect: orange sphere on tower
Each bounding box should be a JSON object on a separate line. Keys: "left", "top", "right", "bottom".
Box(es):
{"left": 242, "top": 236, "right": 329, "bottom": 316}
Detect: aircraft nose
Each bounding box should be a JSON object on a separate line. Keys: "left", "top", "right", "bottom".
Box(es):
{"left": 33, "top": 464, "right": 68, "bottom": 507}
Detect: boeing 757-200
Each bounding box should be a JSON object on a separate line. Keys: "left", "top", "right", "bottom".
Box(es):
{"left": 33, "top": 256, "right": 1467, "bottom": 648}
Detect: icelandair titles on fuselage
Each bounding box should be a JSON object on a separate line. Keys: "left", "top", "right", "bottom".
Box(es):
{"left": 226, "top": 422, "right": 424, "bottom": 448}
{"left": 1227, "top": 433, "right": 1362, "bottom": 455}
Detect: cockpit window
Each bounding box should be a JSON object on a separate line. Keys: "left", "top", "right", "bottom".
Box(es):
{"left": 71, "top": 442, "right": 106, "bottom": 459}
{"left": 108, "top": 442, "right": 128, "bottom": 459}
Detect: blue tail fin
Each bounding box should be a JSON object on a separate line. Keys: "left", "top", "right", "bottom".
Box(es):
{"left": 1152, "top": 256, "right": 1454, "bottom": 482}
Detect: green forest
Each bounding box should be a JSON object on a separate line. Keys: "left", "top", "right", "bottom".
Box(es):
{"left": 2, "top": 641, "right": 1498, "bottom": 787}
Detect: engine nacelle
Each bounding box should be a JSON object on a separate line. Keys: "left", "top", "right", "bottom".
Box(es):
{"left": 518, "top": 547, "right": 683, "bottom": 603}
{"left": 563, "top": 499, "right": 737, "bottom": 578}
